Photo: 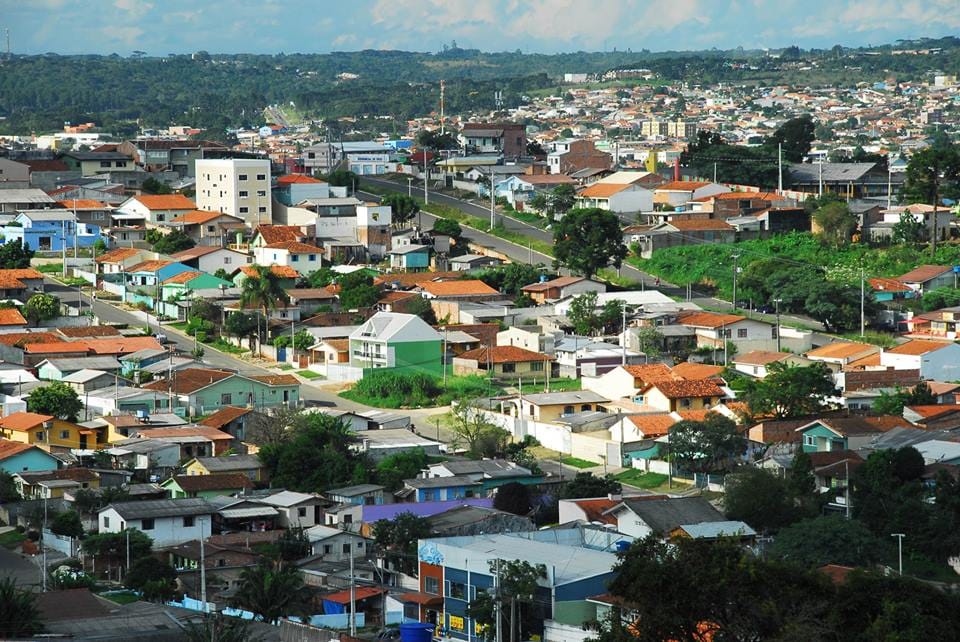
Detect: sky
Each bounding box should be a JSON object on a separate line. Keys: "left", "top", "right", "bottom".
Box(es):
{"left": 2, "top": 0, "right": 959, "bottom": 56}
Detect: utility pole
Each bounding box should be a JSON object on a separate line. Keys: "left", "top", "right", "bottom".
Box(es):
{"left": 891, "top": 533, "right": 905, "bottom": 575}
{"left": 61, "top": 219, "right": 67, "bottom": 278}
{"left": 41, "top": 497, "right": 47, "bottom": 592}
{"left": 349, "top": 551, "right": 357, "bottom": 636}
{"left": 490, "top": 177, "right": 496, "bottom": 230}
{"left": 731, "top": 253, "right": 740, "bottom": 311}
{"left": 423, "top": 152, "right": 429, "bottom": 205}
{"left": 621, "top": 304, "right": 628, "bottom": 366}
{"left": 818, "top": 159, "right": 823, "bottom": 197}
{"left": 494, "top": 559, "right": 502, "bottom": 642}
{"left": 774, "top": 298, "right": 782, "bottom": 352}
{"left": 844, "top": 459, "right": 851, "bottom": 519}
{"left": 125, "top": 528, "right": 130, "bottom": 576}
{"left": 440, "top": 80, "right": 445, "bottom": 135}
{"left": 887, "top": 163, "right": 892, "bottom": 210}
{"left": 200, "top": 518, "right": 207, "bottom": 612}
{"left": 860, "top": 265, "right": 865, "bottom": 337}
{"left": 777, "top": 143, "right": 783, "bottom": 193}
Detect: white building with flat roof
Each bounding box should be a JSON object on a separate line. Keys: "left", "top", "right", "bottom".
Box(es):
{"left": 196, "top": 158, "right": 272, "bottom": 227}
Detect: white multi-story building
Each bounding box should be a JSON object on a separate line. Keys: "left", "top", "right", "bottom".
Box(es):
{"left": 195, "top": 158, "right": 272, "bottom": 227}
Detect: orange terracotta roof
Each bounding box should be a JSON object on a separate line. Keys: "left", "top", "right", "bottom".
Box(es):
{"left": 0, "top": 269, "right": 43, "bottom": 281}
{"left": 0, "top": 412, "right": 55, "bottom": 432}
{"left": 578, "top": 183, "right": 633, "bottom": 198}
{"left": 734, "top": 351, "right": 790, "bottom": 366}
{"left": 95, "top": 247, "right": 140, "bottom": 264}
{"left": 198, "top": 406, "right": 254, "bottom": 429}
{"left": 142, "top": 367, "right": 234, "bottom": 394}
{"left": 666, "top": 219, "right": 734, "bottom": 232}
{"left": 897, "top": 264, "right": 951, "bottom": 284}
{"left": 905, "top": 405, "right": 960, "bottom": 419}
{"left": 169, "top": 210, "right": 232, "bottom": 224}
{"left": 657, "top": 181, "right": 712, "bottom": 191}
{"left": 646, "top": 379, "right": 724, "bottom": 399}
{"left": 134, "top": 426, "right": 234, "bottom": 441}
{"left": 521, "top": 276, "right": 584, "bottom": 293}
{"left": 254, "top": 224, "right": 304, "bottom": 244}
{"left": 623, "top": 363, "right": 675, "bottom": 384}
{"left": 134, "top": 194, "right": 197, "bottom": 210}
{"left": 378, "top": 291, "right": 418, "bottom": 304}
{"left": 23, "top": 342, "right": 89, "bottom": 355}
{"left": 127, "top": 260, "right": 172, "bottom": 273}
{"left": 569, "top": 498, "right": 619, "bottom": 524}
{"left": 373, "top": 271, "right": 461, "bottom": 288}
{"left": 83, "top": 337, "right": 164, "bottom": 355}
{"left": 806, "top": 342, "right": 877, "bottom": 360}
{"left": 0, "top": 439, "right": 40, "bottom": 460}
{"left": 419, "top": 279, "right": 499, "bottom": 297}
{"left": 0, "top": 332, "right": 63, "bottom": 348}
{"left": 57, "top": 326, "right": 121, "bottom": 338}
{"left": 671, "top": 362, "right": 725, "bottom": 381}
{"left": 249, "top": 374, "right": 300, "bottom": 386}
{"left": 677, "top": 311, "right": 745, "bottom": 329}
{"left": 323, "top": 338, "right": 350, "bottom": 351}
{"left": 238, "top": 265, "right": 300, "bottom": 279}
{"left": 885, "top": 339, "right": 954, "bottom": 356}
{"left": 263, "top": 241, "right": 324, "bottom": 254}
{"left": 627, "top": 414, "right": 675, "bottom": 436}
{"left": 843, "top": 353, "right": 883, "bottom": 371}
{"left": 676, "top": 409, "right": 714, "bottom": 422}
{"left": 457, "top": 345, "right": 553, "bottom": 364}
{"left": 57, "top": 199, "right": 109, "bottom": 210}
{"left": 162, "top": 271, "right": 202, "bottom": 285}
{"left": 711, "top": 191, "right": 780, "bottom": 201}
{"left": 276, "top": 174, "right": 322, "bottom": 184}
{"left": 0, "top": 308, "right": 27, "bottom": 326}
{"left": 868, "top": 277, "right": 912, "bottom": 293}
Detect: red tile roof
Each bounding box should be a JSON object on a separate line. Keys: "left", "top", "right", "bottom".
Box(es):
{"left": 419, "top": 280, "right": 499, "bottom": 297}
{"left": 82, "top": 337, "right": 164, "bottom": 355}
{"left": 254, "top": 225, "right": 304, "bottom": 244}
{"left": 666, "top": 219, "right": 734, "bottom": 232}
{"left": 57, "top": 199, "right": 109, "bottom": 210}
{"left": 143, "top": 367, "right": 234, "bottom": 394}
{"left": 135, "top": 426, "right": 234, "bottom": 441}
{"left": 263, "top": 241, "right": 324, "bottom": 254}
{"left": 457, "top": 345, "right": 553, "bottom": 364}
{"left": 23, "top": 342, "right": 89, "bottom": 355}
{"left": 627, "top": 414, "right": 676, "bottom": 437}
{"left": 95, "top": 247, "right": 141, "bottom": 264}
{"left": 169, "top": 210, "right": 233, "bottom": 224}
{"left": 373, "top": 271, "right": 461, "bottom": 288}
{"left": 623, "top": 364, "right": 675, "bottom": 385}
{"left": 249, "top": 374, "right": 300, "bottom": 386}
{"left": 869, "top": 277, "right": 912, "bottom": 293}
{"left": 237, "top": 265, "right": 300, "bottom": 279}
{"left": 0, "top": 439, "right": 40, "bottom": 461}
{"left": 646, "top": 379, "right": 724, "bottom": 399}
{"left": 0, "top": 332, "right": 63, "bottom": 348}
{"left": 276, "top": 174, "right": 323, "bottom": 184}
{"left": 671, "top": 362, "right": 725, "bottom": 381}
{"left": 677, "top": 311, "right": 746, "bottom": 329}
{"left": 898, "top": 265, "right": 952, "bottom": 284}
{"left": 569, "top": 498, "right": 619, "bottom": 524}
{"left": 0, "top": 412, "right": 55, "bottom": 432}
{"left": 657, "top": 181, "right": 712, "bottom": 191}
{"left": 126, "top": 260, "right": 172, "bottom": 273}
{"left": 199, "top": 406, "right": 254, "bottom": 429}
{"left": 0, "top": 308, "right": 27, "bottom": 326}
{"left": 885, "top": 339, "right": 954, "bottom": 356}
{"left": 134, "top": 194, "right": 197, "bottom": 210}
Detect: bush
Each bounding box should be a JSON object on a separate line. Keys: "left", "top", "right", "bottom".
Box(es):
{"left": 342, "top": 371, "right": 500, "bottom": 408}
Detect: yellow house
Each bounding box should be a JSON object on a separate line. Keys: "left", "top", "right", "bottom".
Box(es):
{"left": 183, "top": 454, "right": 265, "bottom": 482}
{"left": 0, "top": 412, "right": 104, "bottom": 453}
{"left": 14, "top": 468, "right": 100, "bottom": 499}
{"left": 638, "top": 380, "right": 725, "bottom": 413}
{"left": 517, "top": 391, "right": 611, "bottom": 423}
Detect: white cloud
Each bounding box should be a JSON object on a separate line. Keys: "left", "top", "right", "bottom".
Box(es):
{"left": 113, "top": 0, "right": 153, "bottom": 19}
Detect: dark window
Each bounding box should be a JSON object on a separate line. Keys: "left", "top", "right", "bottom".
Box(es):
{"left": 100, "top": 161, "right": 111, "bottom": 168}
{"left": 342, "top": 543, "right": 351, "bottom": 553}
{"left": 256, "top": 174, "right": 266, "bottom": 180}
{"left": 502, "top": 363, "right": 516, "bottom": 373}
{"left": 324, "top": 544, "right": 332, "bottom": 554}
{"left": 141, "top": 518, "right": 155, "bottom": 530}
{"left": 238, "top": 174, "right": 248, "bottom": 180}
{"left": 183, "top": 516, "right": 194, "bottom": 527}
{"left": 737, "top": 328, "right": 747, "bottom": 338}
{"left": 424, "top": 576, "right": 439, "bottom": 594}
{"left": 298, "top": 507, "right": 307, "bottom": 517}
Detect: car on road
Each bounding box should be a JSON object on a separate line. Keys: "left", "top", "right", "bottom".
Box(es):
{"left": 153, "top": 333, "right": 169, "bottom": 345}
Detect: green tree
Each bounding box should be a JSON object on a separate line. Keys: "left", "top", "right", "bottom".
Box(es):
{"left": 83, "top": 530, "right": 153, "bottom": 568}
{"left": 528, "top": 192, "right": 549, "bottom": 212}
{"left": 381, "top": 193, "right": 420, "bottom": 228}
{"left": 257, "top": 413, "right": 363, "bottom": 492}
{"left": 567, "top": 291, "right": 600, "bottom": 335}
{"left": 337, "top": 271, "right": 381, "bottom": 309}
{"left": 93, "top": 238, "right": 108, "bottom": 254}
{"left": 224, "top": 311, "right": 258, "bottom": 348}
{"left": 742, "top": 362, "right": 837, "bottom": 419}
{"left": 0, "top": 241, "right": 35, "bottom": 269}
{"left": 549, "top": 184, "right": 576, "bottom": 216}
{"left": 416, "top": 129, "right": 459, "bottom": 151}
{"left": 668, "top": 413, "right": 745, "bottom": 476}
{"left": 403, "top": 295, "right": 438, "bottom": 324}
{"left": 141, "top": 176, "right": 173, "bottom": 194}
{"left": 0, "top": 577, "right": 41, "bottom": 638}
{"left": 185, "top": 614, "right": 258, "bottom": 642}
{"left": 325, "top": 169, "right": 358, "bottom": 189}
{"left": 232, "top": 560, "right": 311, "bottom": 624}
{"left": 891, "top": 210, "right": 927, "bottom": 243}
{"left": 376, "top": 448, "right": 430, "bottom": 491}
{"left": 303, "top": 266, "right": 336, "bottom": 288}
{"left": 771, "top": 515, "right": 882, "bottom": 569}
{"left": 559, "top": 472, "right": 622, "bottom": 499}
{"left": 813, "top": 201, "right": 857, "bottom": 247}
{"left": 635, "top": 326, "right": 663, "bottom": 362}
{"left": 213, "top": 267, "right": 232, "bottom": 281}
{"left": 50, "top": 510, "right": 83, "bottom": 538}
{"left": 902, "top": 134, "right": 960, "bottom": 253}
{"left": 873, "top": 381, "right": 937, "bottom": 416}
{"left": 22, "top": 293, "right": 60, "bottom": 325}
{"left": 450, "top": 399, "right": 509, "bottom": 457}
{"left": 373, "top": 512, "right": 433, "bottom": 576}
{"left": 765, "top": 115, "right": 815, "bottom": 162}
{"left": 468, "top": 559, "right": 547, "bottom": 642}
{"left": 553, "top": 208, "right": 626, "bottom": 279}
{"left": 0, "top": 471, "right": 19, "bottom": 502}
{"left": 804, "top": 280, "right": 879, "bottom": 333}
{"left": 275, "top": 527, "right": 311, "bottom": 561}
{"left": 27, "top": 381, "right": 83, "bottom": 421}
{"left": 723, "top": 467, "right": 801, "bottom": 534}
{"left": 432, "top": 217, "right": 462, "bottom": 239}
{"left": 239, "top": 265, "right": 289, "bottom": 356}
{"left": 493, "top": 482, "right": 532, "bottom": 516}
{"left": 124, "top": 556, "right": 178, "bottom": 601}
{"left": 152, "top": 229, "right": 196, "bottom": 254}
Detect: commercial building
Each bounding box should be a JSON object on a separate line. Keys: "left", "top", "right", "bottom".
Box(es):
{"left": 195, "top": 158, "right": 272, "bottom": 226}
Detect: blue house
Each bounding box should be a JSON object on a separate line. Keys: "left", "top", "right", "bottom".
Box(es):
{"left": 388, "top": 245, "right": 431, "bottom": 272}
{"left": 401, "top": 475, "right": 481, "bottom": 502}
{"left": 411, "top": 529, "right": 629, "bottom": 640}
{"left": 123, "top": 259, "right": 194, "bottom": 308}
{"left": 4, "top": 210, "right": 102, "bottom": 251}
{"left": 0, "top": 441, "right": 61, "bottom": 474}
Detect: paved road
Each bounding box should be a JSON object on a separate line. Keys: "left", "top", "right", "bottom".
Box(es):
{"left": 359, "top": 177, "right": 825, "bottom": 332}
{"left": 0, "top": 546, "right": 43, "bottom": 589}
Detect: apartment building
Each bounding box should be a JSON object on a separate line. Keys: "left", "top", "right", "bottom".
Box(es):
{"left": 195, "top": 158, "right": 272, "bottom": 227}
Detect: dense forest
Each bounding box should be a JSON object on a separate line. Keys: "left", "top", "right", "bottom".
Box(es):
{"left": 0, "top": 36, "right": 958, "bottom": 136}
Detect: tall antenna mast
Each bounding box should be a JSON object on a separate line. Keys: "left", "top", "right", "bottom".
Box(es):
{"left": 439, "top": 79, "right": 445, "bottom": 135}
{"left": 5, "top": 28, "right": 10, "bottom": 59}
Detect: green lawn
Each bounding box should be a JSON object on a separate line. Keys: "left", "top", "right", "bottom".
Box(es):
{"left": 297, "top": 370, "right": 322, "bottom": 379}
{"left": 167, "top": 321, "right": 189, "bottom": 332}
{"left": 615, "top": 470, "right": 669, "bottom": 489}
{"left": 36, "top": 263, "right": 64, "bottom": 274}
{"left": 0, "top": 530, "right": 26, "bottom": 549}
{"left": 518, "top": 378, "right": 580, "bottom": 394}
{"left": 206, "top": 338, "right": 246, "bottom": 355}
{"left": 561, "top": 457, "right": 598, "bottom": 469}
{"left": 340, "top": 373, "right": 503, "bottom": 409}
{"left": 275, "top": 363, "right": 294, "bottom": 371}
{"left": 101, "top": 591, "right": 140, "bottom": 605}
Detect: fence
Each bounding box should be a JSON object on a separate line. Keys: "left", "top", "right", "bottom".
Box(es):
{"left": 42, "top": 529, "right": 78, "bottom": 557}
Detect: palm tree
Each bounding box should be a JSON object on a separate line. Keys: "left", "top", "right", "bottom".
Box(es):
{"left": 239, "top": 266, "right": 289, "bottom": 356}
{"left": 0, "top": 577, "right": 41, "bottom": 637}
{"left": 184, "top": 613, "right": 258, "bottom": 642}
{"left": 232, "top": 560, "right": 312, "bottom": 624}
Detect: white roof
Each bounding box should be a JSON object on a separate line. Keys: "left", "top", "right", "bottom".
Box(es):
{"left": 260, "top": 490, "right": 318, "bottom": 507}
{"left": 62, "top": 369, "right": 112, "bottom": 384}
{"left": 596, "top": 171, "right": 655, "bottom": 185}
{"left": 350, "top": 311, "right": 441, "bottom": 343}
{"left": 0, "top": 189, "right": 55, "bottom": 204}
{"left": 915, "top": 440, "right": 960, "bottom": 463}
{"left": 554, "top": 290, "right": 678, "bottom": 315}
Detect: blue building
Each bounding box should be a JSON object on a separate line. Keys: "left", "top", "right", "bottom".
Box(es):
{"left": 0, "top": 441, "right": 61, "bottom": 475}
{"left": 400, "top": 475, "right": 481, "bottom": 503}
{"left": 5, "top": 210, "right": 102, "bottom": 251}
{"left": 409, "top": 528, "right": 630, "bottom": 640}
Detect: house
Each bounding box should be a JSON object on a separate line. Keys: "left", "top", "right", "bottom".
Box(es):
{"left": 166, "top": 209, "right": 245, "bottom": 245}
{"left": 0, "top": 268, "right": 44, "bottom": 301}
{"left": 669, "top": 521, "right": 757, "bottom": 541}
{"left": 253, "top": 241, "right": 324, "bottom": 273}
{"left": 0, "top": 158, "right": 31, "bottom": 188}
{"left": 0, "top": 411, "right": 104, "bottom": 452}
{"left": 460, "top": 122, "right": 526, "bottom": 157}
{"left": 183, "top": 454, "right": 266, "bottom": 481}
{"left": 169, "top": 246, "right": 251, "bottom": 275}
{"left": 388, "top": 244, "right": 431, "bottom": 272}
{"left": 806, "top": 342, "right": 880, "bottom": 370}
{"left": 417, "top": 279, "right": 501, "bottom": 302}
{"left": 305, "top": 524, "right": 368, "bottom": 560}
{"left": 427, "top": 504, "right": 536, "bottom": 537}
{"left": 343, "top": 312, "right": 443, "bottom": 379}
{"left": 633, "top": 219, "right": 736, "bottom": 259}
{"left": 871, "top": 205, "right": 952, "bottom": 243}
{"left": 36, "top": 356, "right": 122, "bottom": 381}
{"left": 896, "top": 265, "right": 954, "bottom": 294}
{"left": 677, "top": 311, "right": 775, "bottom": 350}
{"left": 554, "top": 337, "right": 641, "bottom": 378}
{"left": 0, "top": 308, "right": 28, "bottom": 330}
{"left": 250, "top": 224, "right": 310, "bottom": 249}
{"left": 198, "top": 406, "right": 258, "bottom": 450}
{"left": 604, "top": 496, "right": 726, "bottom": 538}
{"left": 14, "top": 468, "right": 99, "bottom": 499}
{"left": 98, "top": 498, "right": 214, "bottom": 547}
{"left": 0, "top": 188, "right": 56, "bottom": 213}
{"left": 547, "top": 139, "right": 612, "bottom": 175}
{"left": 325, "top": 483, "right": 387, "bottom": 507}
{"left": 103, "top": 438, "right": 181, "bottom": 476}
{"left": 869, "top": 277, "right": 915, "bottom": 303}
{"left": 557, "top": 497, "right": 620, "bottom": 526}
{"left": 131, "top": 426, "right": 234, "bottom": 459}
{"left": 448, "top": 254, "right": 503, "bottom": 272}
{"left": 94, "top": 247, "right": 155, "bottom": 276}
{"left": 575, "top": 182, "right": 653, "bottom": 213}
{"left": 117, "top": 138, "right": 228, "bottom": 177}
{"left": 232, "top": 264, "right": 300, "bottom": 289}
{"left": 798, "top": 416, "right": 910, "bottom": 453}
{"left": 286, "top": 288, "right": 339, "bottom": 315}
{"left": 521, "top": 276, "right": 606, "bottom": 305}
{"left": 115, "top": 194, "right": 197, "bottom": 225}
{"left": 356, "top": 428, "right": 442, "bottom": 461}
{"left": 452, "top": 345, "right": 553, "bottom": 379}
{"left": 732, "top": 351, "right": 808, "bottom": 378}
{"left": 274, "top": 173, "right": 331, "bottom": 206}
{"left": 259, "top": 490, "right": 326, "bottom": 528}
{"left": 880, "top": 340, "right": 960, "bottom": 381}
{"left": 141, "top": 367, "right": 300, "bottom": 416}
{"left": 399, "top": 475, "right": 481, "bottom": 502}
{"left": 4, "top": 210, "right": 101, "bottom": 251}
{"left": 788, "top": 162, "right": 895, "bottom": 200}
{"left": 0, "top": 439, "right": 61, "bottom": 474}
{"left": 637, "top": 380, "right": 726, "bottom": 412}
{"left": 56, "top": 199, "right": 114, "bottom": 228}
{"left": 581, "top": 363, "right": 676, "bottom": 401}
{"left": 424, "top": 459, "right": 535, "bottom": 491}
{"left": 513, "top": 391, "right": 609, "bottom": 422}
{"left": 160, "top": 473, "right": 253, "bottom": 499}
{"left": 62, "top": 369, "right": 118, "bottom": 394}
{"left": 654, "top": 181, "right": 729, "bottom": 209}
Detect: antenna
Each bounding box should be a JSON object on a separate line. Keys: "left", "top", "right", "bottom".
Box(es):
{"left": 439, "top": 79, "right": 445, "bottom": 136}
{"left": 494, "top": 90, "right": 503, "bottom": 111}
{"left": 4, "top": 28, "right": 9, "bottom": 59}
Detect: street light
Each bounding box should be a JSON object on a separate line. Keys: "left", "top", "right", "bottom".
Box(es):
{"left": 407, "top": 176, "right": 413, "bottom": 198}
{"left": 891, "top": 533, "right": 905, "bottom": 576}
{"left": 773, "top": 297, "right": 783, "bottom": 352}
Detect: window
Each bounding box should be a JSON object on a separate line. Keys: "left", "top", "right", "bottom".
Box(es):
{"left": 722, "top": 328, "right": 732, "bottom": 338}
{"left": 207, "top": 225, "right": 215, "bottom": 232}
{"left": 256, "top": 174, "right": 266, "bottom": 180}
{"left": 217, "top": 559, "right": 226, "bottom": 567}
{"left": 501, "top": 363, "right": 516, "bottom": 373}
{"left": 141, "top": 518, "right": 155, "bottom": 530}
{"left": 115, "top": 161, "right": 127, "bottom": 167}
{"left": 772, "top": 327, "right": 778, "bottom": 339}
{"left": 357, "top": 541, "right": 363, "bottom": 549}
{"left": 298, "top": 507, "right": 307, "bottom": 517}
{"left": 157, "top": 214, "right": 165, "bottom": 222}
{"left": 307, "top": 153, "right": 315, "bottom": 159}
{"left": 531, "top": 361, "right": 544, "bottom": 371}
{"left": 258, "top": 206, "right": 267, "bottom": 213}
{"left": 239, "top": 207, "right": 248, "bottom": 213}
{"left": 342, "top": 543, "right": 351, "bottom": 553}
{"left": 581, "top": 404, "right": 591, "bottom": 412}
{"left": 680, "top": 399, "right": 691, "bottom": 408}
{"left": 257, "top": 190, "right": 266, "bottom": 197}
{"left": 803, "top": 434, "right": 816, "bottom": 447}
{"left": 343, "top": 514, "right": 353, "bottom": 524}
{"left": 737, "top": 328, "right": 748, "bottom": 338}
{"left": 221, "top": 393, "right": 232, "bottom": 405}
{"left": 239, "top": 191, "right": 249, "bottom": 197}
{"left": 103, "top": 516, "right": 110, "bottom": 528}
{"left": 292, "top": 255, "right": 299, "bottom": 262}
{"left": 425, "top": 576, "right": 440, "bottom": 594}
{"left": 562, "top": 405, "right": 574, "bottom": 415}
{"left": 36, "top": 431, "right": 45, "bottom": 441}
{"left": 60, "top": 430, "right": 69, "bottom": 439}
{"left": 183, "top": 516, "right": 195, "bottom": 527}
{"left": 224, "top": 257, "right": 232, "bottom": 265}
{"left": 308, "top": 254, "right": 316, "bottom": 261}
{"left": 446, "top": 581, "right": 466, "bottom": 599}
{"left": 323, "top": 544, "right": 332, "bottom": 554}
{"left": 238, "top": 174, "right": 248, "bottom": 181}
{"left": 100, "top": 161, "right": 112, "bottom": 168}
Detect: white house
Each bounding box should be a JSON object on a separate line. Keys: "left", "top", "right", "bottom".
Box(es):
{"left": 98, "top": 498, "right": 214, "bottom": 547}
{"left": 677, "top": 311, "right": 777, "bottom": 351}
{"left": 604, "top": 496, "right": 728, "bottom": 539}
{"left": 115, "top": 194, "right": 198, "bottom": 226}
{"left": 253, "top": 240, "right": 324, "bottom": 273}
{"left": 305, "top": 524, "right": 369, "bottom": 561}
{"left": 576, "top": 182, "right": 653, "bottom": 213}
{"left": 170, "top": 246, "right": 253, "bottom": 275}
{"left": 880, "top": 339, "right": 960, "bottom": 381}
{"left": 654, "top": 181, "right": 730, "bottom": 209}
{"left": 258, "top": 490, "right": 325, "bottom": 529}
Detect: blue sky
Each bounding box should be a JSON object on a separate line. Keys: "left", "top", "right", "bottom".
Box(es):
{"left": 2, "top": 0, "right": 958, "bottom": 55}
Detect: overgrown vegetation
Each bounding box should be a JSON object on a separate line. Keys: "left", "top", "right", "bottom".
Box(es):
{"left": 341, "top": 371, "right": 499, "bottom": 408}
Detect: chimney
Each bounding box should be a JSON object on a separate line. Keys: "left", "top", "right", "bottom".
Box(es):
{"left": 673, "top": 158, "right": 681, "bottom": 182}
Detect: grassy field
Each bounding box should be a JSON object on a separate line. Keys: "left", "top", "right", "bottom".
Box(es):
{"left": 36, "top": 263, "right": 64, "bottom": 274}
{"left": 100, "top": 590, "right": 140, "bottom": 605}
{"left": 341, "top": 372, "right": 501, "bottom": 409}
{"left": 0, "top": 530, "right": 26, "bottom": 549}
{"left": 614, "top": 470, "right": 670, "bottom": 489}
{"left": 561, "top": 456, "right": 599, "bottom": 469}
{"left": 517, "top": 378, "right": 581, "bottom": 394}
{"left": 298, "top": 370, "right": 322, "bottom": 379}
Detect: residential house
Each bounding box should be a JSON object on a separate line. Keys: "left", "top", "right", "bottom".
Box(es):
{"left": 305, "top": 524, "right": 368, "bottom": 560}
{"left": 575, "top": 182, "right": 653, "bottom": 213}
{"left": 249, "top": 224, "right": 310, "bottom": 249}
{"left": 547, "top": 139, "right": 612, "bottom": 175}
{"left": 183, "top": 454, "right": 266, "bottom": 481}
{"left": 231, "top": 264, "right": 299, "bottom": 289}
{"left": 516, "top": 391, "right": 610, "bottom": 422}
{"left": 0, "top": 440, "right": 61, "bottom": 474}
{"left": 115, "top": 194, "right": 198, "bottom": 225}
{"left": 326, "top": 483, "right": 387, "bottom": 507}
{"left": 497, "top": 325, "right": 555, "bottom": 355}
{"left": 788, "top": 162, "right": 895, "bottom": 200}
{"left": 274, "top": 174, "right": 331, "bottom": 206}
{"left": 56, "top": 199, "right": 113, "bottom": 228}
{"left": 131, "top": 426, "right": 234, "bottom": 459}
{"left": 604, "top": 496, "right": 727, "bottom": 538}
{"left": 637, "top": 379, "right": 726, "bottom": 412}
{"left": 460, "top": 122, "right": 526, "bottom": 157}
{"left": 117, "top": 139, "right": 228, "bottom": 177}
{"left": 160, "top": 473, "right": 252, "bottom": 499}
{"left": 452, "top": 345, "right": 554, "bottom": 379}
{"left": 554, "top": 337, "right": 641, "bottom": 378}
{"left": 0, "top": 158, "right": 31, "bottom": 188}
{"left": 806, "top": 342, "right": 880, "bottom": 370}
{"left": 0, "top": 308, "right": 28, "bottom": 330}
{"left": 0, "top": 188, "right": 56, "bottom": 213}
{"left": 166, "top": 210, "right": 245, "bottom": 245}
{"left": 425, "top": 505, "right": 535, "bottom": 537}
{"left": 253, "top": 240, "right": 324, "bottom": 274}
{"left": 0, "top": 411, "right": 104, "bottom": 452}
{"left": 5, "top": 210, "right": 101, "bottom": 251}
{"left": 198, "top": 406, "right": 259, "bottom": 450}
{"left": 633, "top": 219, "right": 736, "bottom": 259}
{"left": 896, "top": 265, "right": 954, "bottom": 295}
{"left": 869, "top": 277, "right": 915, "bottom": 303}
{"left": 141, "top": 368, "right": 300, "bottom": 416}
{"left": 159, "top": 271, "right": 234, "bottom": 319}
{"left": 0, "top": 268, "right": 44, "bottom": 301}
{"left": 60, "top": 151, "right": 134, "bottom": 175}
{"left": 399, "top": 475, "right": 481, "bottom": 502}
{"left": 94, "top": 247, "right": 155, "bottom": 277}
{"left": 417, "top": 279, "right": 501, "bottom": 302}
{"left": 798, "top": 416, "right": 910, "bottom": 453}
{"left": 169, "top": 246, "right": 252, "bottom": 275}
{"left": 732, "top": 351, "right": 809, "bottom": 378}
{"left": 880, "top": 340, "right": 960, "bottom": 381}
{"left": 521, "top": 276, "right": 606, "bottom": 305}
{"left": 15, "top": 468, "right": 99, "bottom": 499}
{"left": 581, "top": 363, "right": 676, "bottom": 401}
{"left": 677, "top": 311, "right": 776, "bottom": 351}
{"left": 388, "top": 244, "right": 431, "bottom": 272}
{"left": 104, "top": 438, "right": 181, "bottom": 477}
{"left": 423, "top": 459, "right": 535, "bottom": 492}
{"left": 36, "top": 356, "right": 122, "bottom": 381}
{"left": 343, "top": 312, "right": 443, "bottom": 379}
{"left": 448, "top": 254, "right": 503, "bottom": 272}
{"left": 98, "top": 498, "right": 214, "bottom": 547}
{"left": 259, "top": 490, "right": 326, "bottom": 528}
{"left": 654, "top": 181, "right": 729, "bottom": 209}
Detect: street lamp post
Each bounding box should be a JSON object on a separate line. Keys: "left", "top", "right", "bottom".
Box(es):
{"left": 891, "top": 533, "right": 905, "bottom": 576}
{"left": 773, "top": 298, "right": 783, "bottom": 352}
{"left": 407, "top": 177, "right": 413, "bottom": 198}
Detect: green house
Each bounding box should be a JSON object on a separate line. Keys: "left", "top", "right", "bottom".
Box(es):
{"left": 348, "top": 311, "right": 442, "bottom": 377}
{"left": 143, "top": 367, "right": 301, "bottom": 417}
{"left": 161, "top": 473, "right": 252, "bottom": 499}
{"left": 797, "top": 417, "right": 892, "bottom": 453}
{"left": 161, "top": 271, "right": 233, "bottom": 303}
